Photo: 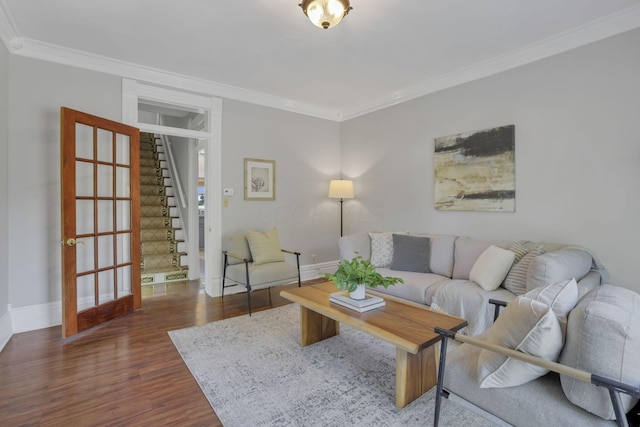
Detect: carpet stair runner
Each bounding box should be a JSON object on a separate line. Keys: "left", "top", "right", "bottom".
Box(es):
{"left": 139, "top": 132, "right": 188, "bottom": 285}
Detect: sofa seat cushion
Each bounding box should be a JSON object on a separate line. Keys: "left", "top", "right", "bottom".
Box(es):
{"left": 444, "top": 344, "right": 616, "bottom": 426}
{"left": 225, "top": 261, "right": 298, "bottom": 289}
{"left": 559, "top": 285, "right": 640, "bottom": 420}
{"left": 431, "top": 280, "right": 517, "bottom": 336}
{"left": 369, "top": 268, "right": 448, "bottom": 305}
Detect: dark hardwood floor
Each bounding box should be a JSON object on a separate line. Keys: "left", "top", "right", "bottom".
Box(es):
{"left": 0, "top": 280, "right": 323, "bottom": 426}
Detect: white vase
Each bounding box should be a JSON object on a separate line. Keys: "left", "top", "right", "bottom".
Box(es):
{"left": 349, "top": 284, "right": 366, "bottom": 300}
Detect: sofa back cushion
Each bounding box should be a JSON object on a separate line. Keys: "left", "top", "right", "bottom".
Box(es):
{"left": 452, "top": 237, "right": 512, "bottom": 280}
{"left": 410, "top": 233, "right": 456, "bottom": 277}
{"left": 338, "top": 232, "right": 371, "bottom": 261}
{"left": 227, "top": 234, "right": 253, "bottom": 265}
{"left": 559, "top": 285, "right": 640, "bottom": 420}
{"left": 526, "top": 248, "right": 592, "bottom": 292}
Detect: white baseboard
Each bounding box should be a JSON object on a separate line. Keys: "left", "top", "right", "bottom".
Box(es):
{"left": 10, "top": 301, "right": 62, "bottom": 334}
{"left": 0, "top": 308, "right": 13, "bottom": 352}
{"left": 7, "top": 262, "right": 341, "bottom": 334}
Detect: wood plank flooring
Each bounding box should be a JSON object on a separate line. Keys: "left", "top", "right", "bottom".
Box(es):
{"left": 0, "top": 280, "right": 323, "bottom": 426}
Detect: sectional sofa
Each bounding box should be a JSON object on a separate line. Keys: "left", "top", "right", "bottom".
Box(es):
{"left": 338, "top": 231, "right": 639, "bottom": 426}
{"left": 338, "top": 231, "right": 606, "bottom": 335}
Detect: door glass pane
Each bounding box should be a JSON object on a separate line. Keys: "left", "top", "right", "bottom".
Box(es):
{"left": 76, "top": 200, "right": 94, "bottom": 235}
{"left": 76, "top": 237, "right": 95, "bottom": 274}
{"left": 98, "top": 269, "right": 115, "bottom": 304}
{"left": 97, "top": 200, "right": 114, "bottom": 233}
{"left": 118, "top": 266, "right": 132, "bottom": 295}
{"left": 116, "top": 201, "right": 131, "bottom": 231}
{"left": 75, "top": 123, "right": 94, "bottom": 160}
{"left": 97, "top": 128, "right": 113, "bottom": 163}
{"left": 97, "top": 164, "right": 113, "bottom": 197}
{"left": 117, "top": 233, "right": 131, "bottom": 264}
{"left": 77, "top": 274, "right": 95, "bottom": 312}
{"left": 116, "top": 134, "right": 130, "bottom": 165}
{"left": 97, "top": 235, "right": 114, "bottom": 269}
{"left": 76, "top": 161, "right": 94, "bottom": 197}
{"left": 116, "top": 167, "right": 130, "bottom": 198}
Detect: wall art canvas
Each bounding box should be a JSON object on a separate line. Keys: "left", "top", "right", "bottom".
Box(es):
{"left": 434, "top": 125, "right": 515, "bottom": 211}
{"left": 244, "top": 158, "right": 275, "bottom": 200}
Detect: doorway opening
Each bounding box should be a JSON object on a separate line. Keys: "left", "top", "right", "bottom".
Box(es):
{"left": 122, "top": 79, "right": 223, "bottom": 296}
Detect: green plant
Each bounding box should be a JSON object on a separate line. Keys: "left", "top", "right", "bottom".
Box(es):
{"left": 325, "top": 254, "right": 403, "bottom": 292}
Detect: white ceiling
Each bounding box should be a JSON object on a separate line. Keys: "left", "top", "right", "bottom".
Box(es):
{"left": 1, "top": 0, "right": 640, "bottom": 120}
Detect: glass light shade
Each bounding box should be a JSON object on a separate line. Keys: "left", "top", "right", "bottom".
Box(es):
{"left": 300, "top": 0, "right": 351, "bottom": 29}
{"left": 328, "top": 180, "right": 355, "bottom": 199}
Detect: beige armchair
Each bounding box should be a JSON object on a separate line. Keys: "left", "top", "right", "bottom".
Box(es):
{"left": 222, "top": 229, "right": 301, "bottom": 315}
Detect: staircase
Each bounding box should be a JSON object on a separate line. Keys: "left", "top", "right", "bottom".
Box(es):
{"left": 139, "top": 132, "right": 189, "bottom": 285}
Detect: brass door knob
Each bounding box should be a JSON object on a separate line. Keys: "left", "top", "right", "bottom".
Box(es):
{"left": 65, "top": 238, "right": 84, "bottom": 246}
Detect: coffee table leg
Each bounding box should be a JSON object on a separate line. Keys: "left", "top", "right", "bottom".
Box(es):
{"left": 299, "top": 306, "right": 339, "bottom": 347}
{"left": 395, "top": 344, "right": 437, "bottom": 408}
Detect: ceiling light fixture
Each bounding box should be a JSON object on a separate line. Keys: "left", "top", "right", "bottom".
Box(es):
{"left": 299, "top": 0, "right": 352, "bottom": 29}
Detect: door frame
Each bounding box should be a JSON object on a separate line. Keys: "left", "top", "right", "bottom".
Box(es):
{"left": 122, "top": 79, "right": 223, "bottom": 296}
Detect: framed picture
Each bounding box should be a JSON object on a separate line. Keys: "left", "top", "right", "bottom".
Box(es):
{"left": 244, "top": 158, "right": 276, "bottom": 200}
{"left": 434, "top": 125, "right": 515, "bottom": 211}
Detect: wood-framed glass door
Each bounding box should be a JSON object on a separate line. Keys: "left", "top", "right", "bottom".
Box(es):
{"left": 60, "top": 107, "right": 141, "bottom": 338}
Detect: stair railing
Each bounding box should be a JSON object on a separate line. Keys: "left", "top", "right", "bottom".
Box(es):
{"left": 157, "top": 133, "right": 188, "bottom": 210}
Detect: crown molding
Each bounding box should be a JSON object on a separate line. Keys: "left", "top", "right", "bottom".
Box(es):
{"left": 3, "top": 3, "right": 640, "bottom": 122}
{"left": 0, "top": 0, "right": 19, "bottom": 50}
{"left": 8, "top": 37, "right": 343, "bottom": 122}
{"left": 340, "top": 4, "right": 640, "bottom": 121}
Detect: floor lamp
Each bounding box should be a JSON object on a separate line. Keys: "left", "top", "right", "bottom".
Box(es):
{"left": 328, "top": 180, "right": 354, "bottom": 237}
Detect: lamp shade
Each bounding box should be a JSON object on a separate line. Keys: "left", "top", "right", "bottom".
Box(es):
{"left": 328, "top": 180, "right": 354, "bottom": 199}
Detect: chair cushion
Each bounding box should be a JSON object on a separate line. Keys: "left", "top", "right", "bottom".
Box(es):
{"left": 469, "top": 245, "right": 515, "bottom": 291}
{"left": 225, "top": 261, "right": 298, "bottom": 288}
{"left": 246, "top": 228, "right": 285, "bottom": 265}
{"left": 559, "top": 285, "right": 640, "bottom": 420}
{"left": 226, "top": 234, "right": 253, "bottom": 265}
{"left": 445, "top": 344, "right": 617, "bottom": 426}
{"left": 478, "top": 297, "right": 563, "bottom": 388}
{"left": 390, "top": 234, "right": 430, "bottom": 273}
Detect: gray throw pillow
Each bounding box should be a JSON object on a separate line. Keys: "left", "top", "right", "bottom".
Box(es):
{"left": 390, "top": 234, "right": 430, "bottom": 273}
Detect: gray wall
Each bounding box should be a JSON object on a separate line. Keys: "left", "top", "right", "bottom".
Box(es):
{"left": 5, "top": 56, "right": 342, "bottom": 312}
{"left": 340, "top": 28, "right": 640, "bottom": 292}
{"left": 7, "top": 56, "right": 122, "bottom": 308}
{"left": 0, "top": 43, "right": 9, "bottom": 323}
{"left": 221, "top": 99, "right": 342, "bottom": 264}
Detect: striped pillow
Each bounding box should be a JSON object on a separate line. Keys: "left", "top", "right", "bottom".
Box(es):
{"left": 509, "top": 240, "right": 532, "bottom": 263}
{"left": 504, "top": 245, "right": 545, "bottom": 295}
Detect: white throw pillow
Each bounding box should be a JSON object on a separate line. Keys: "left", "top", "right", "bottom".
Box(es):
{"left": 469, "top": 245, "right": 515, "bottom": 291}
{"left": 523, "top": 278, "right": 578, "bottom": 337}
{"left": 369, "top": 232, "right": 406, "bottom": 267}
{"left": 478, "top": 297, "right": 564, "bottom": 388}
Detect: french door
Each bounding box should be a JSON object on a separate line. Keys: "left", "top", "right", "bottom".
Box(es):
{"left": 60, "top": 107, "right": 141, "bottom": 338}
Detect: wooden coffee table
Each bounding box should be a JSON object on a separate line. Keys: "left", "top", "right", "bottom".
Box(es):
{"left": 280, "top": 281, "right": 468, "bottom": 408}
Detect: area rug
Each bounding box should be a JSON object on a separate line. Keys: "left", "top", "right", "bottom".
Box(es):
{"left": 168, "top": 304, "right": 499, "bottom": 426}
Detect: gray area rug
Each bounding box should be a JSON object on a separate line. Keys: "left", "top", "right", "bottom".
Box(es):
{"left": 168, "top": 304, "right": 499, "bottom": 426}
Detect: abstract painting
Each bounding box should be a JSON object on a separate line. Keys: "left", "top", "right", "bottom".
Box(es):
{"left": 244, "top": 158, "right": 275, "bottom": 200}
{"left": 434, "top": 125, "right": 515, "bottom": 211}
